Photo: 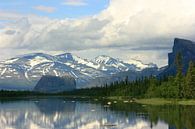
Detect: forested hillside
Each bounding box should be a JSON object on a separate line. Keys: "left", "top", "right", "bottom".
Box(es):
{"left": 66, "top": 53, "right": 195, "bottom": 99}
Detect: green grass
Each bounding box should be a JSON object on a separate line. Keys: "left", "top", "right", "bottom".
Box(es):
{"left": 96, "top": 97, "right": 195, "bottom": 105}
{"left": 178, "top": 100, "right": 195, "bottom": 105}
{"left": 135, "top": 98, "right": 195, "bottom": 105}
{"left": 80, "top": 96, "right": 195, "bottom": 106}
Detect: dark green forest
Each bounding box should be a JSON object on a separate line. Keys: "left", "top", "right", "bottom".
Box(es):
{"left": 65, "top": 54, "right": 195, "bottom": 99}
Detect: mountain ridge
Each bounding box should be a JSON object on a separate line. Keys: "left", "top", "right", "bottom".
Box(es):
{"left": 0, "top": 52, "right": 158, "bottom": 90}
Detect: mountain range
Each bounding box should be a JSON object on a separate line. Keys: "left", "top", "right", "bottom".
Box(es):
{"left": 1, "top": 37, "right": 194, "bottom": 91}
{"left": 0, "top": 53, "right": 157, "bottom": 90}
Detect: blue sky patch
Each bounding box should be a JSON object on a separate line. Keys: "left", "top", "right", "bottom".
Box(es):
{"left": 0, "top": 0, "right": 109, "bottom": 18}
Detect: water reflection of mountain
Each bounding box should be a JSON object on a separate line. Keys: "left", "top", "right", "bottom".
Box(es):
{"left": 35, "top": 99, "right": 76, "bottom": 115}
{"left": 0, "top": 99, "right": 159, "bottom": 129}
{"left": 0, "top": 98, "right": 195, "bottom": 129}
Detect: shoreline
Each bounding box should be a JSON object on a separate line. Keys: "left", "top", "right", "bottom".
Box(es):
{"left": 1, "top": 94, "right": 195, "bottom": 105}
{"left": 106, "top": 97, "right": 195, "bottom": 105}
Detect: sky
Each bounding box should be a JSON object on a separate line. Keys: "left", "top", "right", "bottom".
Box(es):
{"left": 0, "top": 0, "right": 195, "bottom": 67}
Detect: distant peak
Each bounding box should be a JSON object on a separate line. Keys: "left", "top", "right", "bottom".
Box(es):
{"left": 95, "top": 55, "right": 116, "bottom": 60}
{"left": 57, "top": 52, "right": 72, "bottom": 56}
{"left": 174, "top": 38, "right": 195, "bottom": 45}
{"left": 94, "top": 55, "right": 117, "bottom": 64}
{"left": 60, "top": 53, "right": 73, "bottom": 57}
{"left": 174, "top": 37, "right": 191, "bottom": 42}
{"left": 128, "top": 59, "right": 157, "bottom": 69}
{"left": 96, "top": 55, "right": 111, "bottom": 58}
{"left": 56, "top": 53, "right": 75, "bottom": 61}
{"left": 95, "top": 55, "right": 115, "bottom": 59}
{"left": 21, "top": 52, "right": 45, "bottom": 56}
{"left": 15, "top": 52, "right": 53, "bottom": 59}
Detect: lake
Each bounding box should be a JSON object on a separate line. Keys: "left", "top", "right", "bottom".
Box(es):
{"left": 0, "top": 97, "right": 194, "bottom": 129}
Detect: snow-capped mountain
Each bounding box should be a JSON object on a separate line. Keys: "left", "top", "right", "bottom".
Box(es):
{"left": 0, "top": 53, "right": 158, "bottom": 90}
{"left": 93, "top": 55, "right": 157, "bottom": 72}
{"left": 128, "top": 59, "right": 157, "bottom": 70}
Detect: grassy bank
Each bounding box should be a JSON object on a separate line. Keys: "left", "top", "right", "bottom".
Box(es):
{"left": 133, "top": 98, "right": 195, "bottom": 105}
{"left": 101, "top": 97, "right": 195, "bottom": 105}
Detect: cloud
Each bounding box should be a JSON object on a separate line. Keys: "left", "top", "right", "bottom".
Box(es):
{"left": 4, "top": 30, "right": 16, "bottom": 35}
{"left": 0, "top": 11, "right": 23, "bottom": 21}
{"left": 62, "top": 0, "right": 87, "bottom": 6}
{"left": 33, "top": 6, "right": 56, "bottom": 13}
{"left": 1, "top": 0, "right": 195, "bottom": 66}
{"left": 131, "top": 46, "right": 171, "bottom": 51}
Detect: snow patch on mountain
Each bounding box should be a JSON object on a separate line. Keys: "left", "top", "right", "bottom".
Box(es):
{"left": 28, "top": 56, "right": 52, "bottom": 67}
{"left": 128, "top": 59, "right": 157, "bottom": 71}
{"left": 4, "top": 58, "right": 19, "bottom": 64}
{"left": 1, "top": 68, "right": 7, "bottom": 76}
{"left": 94, "top": 55, "right": 118, "bottom": 65}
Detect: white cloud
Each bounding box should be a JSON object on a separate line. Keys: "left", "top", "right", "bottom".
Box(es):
{"left": 33, "top": 6, "right": 56, "bottom": 13}
{"left": 1, "top": 0, "right": 195, "bottom": 66}
{"left": 62, "top": 0, "right": 87, "bottom": 6}
{"left": 0, "top": 11, "right": 23, "bottom": 21}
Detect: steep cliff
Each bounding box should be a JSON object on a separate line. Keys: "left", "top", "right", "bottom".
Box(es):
{"left": 159, "top": 38, "right": 195, "bottom": 77}
{"left": 34, "top": 75, "right": 76, "bottom": 93}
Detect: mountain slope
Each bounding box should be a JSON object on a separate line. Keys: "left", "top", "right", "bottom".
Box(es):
{"left": 0, "top": 53, "right": 158, "bottom": 90}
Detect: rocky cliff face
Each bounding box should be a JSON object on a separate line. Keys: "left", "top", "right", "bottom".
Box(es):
{"left": 34, "top": 75, "right": 76, "bottom": 93}
{"left": 159, "top": 38, "right": 195, "bottom": 76}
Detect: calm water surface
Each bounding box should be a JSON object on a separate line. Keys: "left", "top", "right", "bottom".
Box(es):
{"left": 0, "top": 97, "right": 195, "bottom": 129}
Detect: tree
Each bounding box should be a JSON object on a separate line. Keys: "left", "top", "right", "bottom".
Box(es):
{"left": 192, "top": 62, "right": 195, "bottom": 98}
{"left": 174, "top": 52, "right": 184, "bottom": 98}
{"left": 159, "top": 76, "right": 178, "bottom": 98}
{"left": 185, "top": 61, "right": 195, "bottom": 98}
{"left": 145, "top": 76, "right": 158, "bottom": 98}
{"left": 125, "top": 76, "right": 128, "bottom": 85}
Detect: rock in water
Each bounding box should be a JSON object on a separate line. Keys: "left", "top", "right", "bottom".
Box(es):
{"left": 34, "top": 75, "right": 76, "bottom": 93}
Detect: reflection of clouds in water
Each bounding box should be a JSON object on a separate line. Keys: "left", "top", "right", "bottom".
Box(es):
{"left": 0, "top": 99, "right": 168, "bottom": 129}
{"left": 123, "top": 120, "right": 168, "bottom": 129}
